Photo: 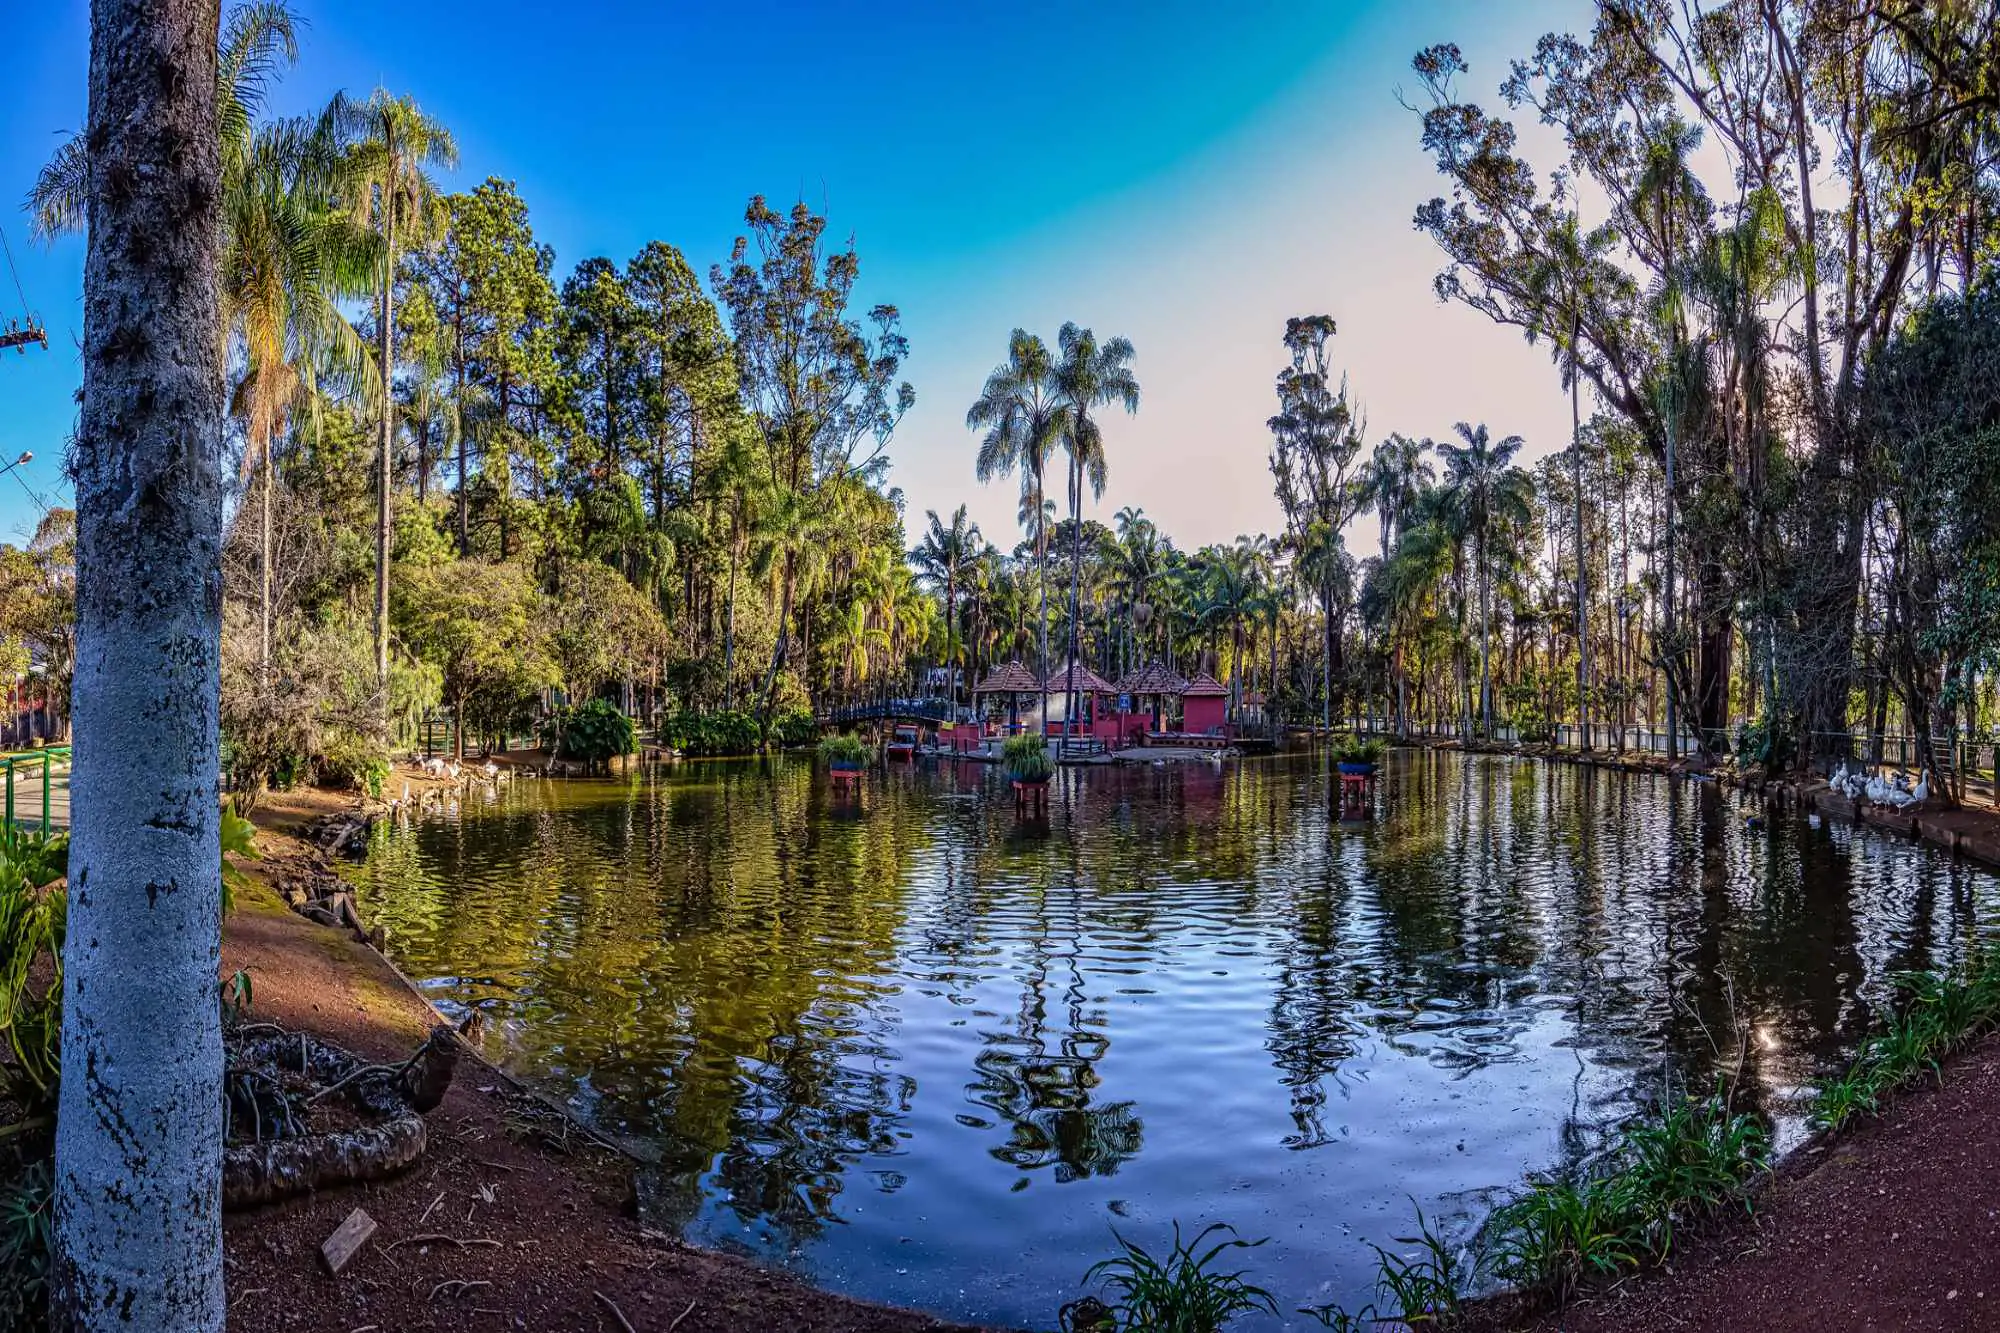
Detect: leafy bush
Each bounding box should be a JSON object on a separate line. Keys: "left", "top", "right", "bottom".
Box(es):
{"left": 818, "top": 734, "right": 871, "bottom": 767}
{"left": 1733, "top": 711, "right": 1795, "bottom": 770}
{"left": 314, "top": 727, "right": 391, "bottom": 798}
{"left": 1074, "top": 1223, "right": 1276, "bottom": 1333}
{"left": 774, "top": 707, "right": 818, "bottom": 748}
{"left": 1330, "top": 734, "right": 1386, "bottom": 765}
{"left": 552, "top": 698, "right": 638, "bottom": 767}
{"left": 662, "top": 709, "right": 761, "bottom": 757}
{"left": 1003, "top": 732, "right": 1053, "bottom": 783}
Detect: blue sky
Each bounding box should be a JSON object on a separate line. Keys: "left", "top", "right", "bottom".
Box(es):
{"left": 0, "top": 0, "right": 1583, "bottom": 549}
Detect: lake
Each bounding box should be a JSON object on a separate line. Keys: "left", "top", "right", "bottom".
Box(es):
{"left": 349, "top": 749, "right": 2000, "bottom": 1326}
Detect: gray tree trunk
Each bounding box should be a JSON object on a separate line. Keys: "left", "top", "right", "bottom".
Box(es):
{"left": 54, "top": 2, "right": 227, "bottom": 1328}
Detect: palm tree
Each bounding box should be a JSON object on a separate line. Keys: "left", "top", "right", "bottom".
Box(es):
{"left": 28, "top": 2, "right": 302, "bottom": 243}
{"left": 221, "top": 114, "right": 377, "bottom": 677}
{"left": 331, "top": 89, "right": 457, "bottom": 712}
{"left": 969, "top": 329, "right": 1069, "bottom": 728}
{"left": 54, "top": 2, "right": 229, "bottom": 1325}
{"left": 1104, "top": 508, "right": 1161, "bottom": 676}
{"left": 1440, "top": 422, "right": 1533, "bottom": 738}
{"left": 1360, "top": 434, "right": 1436, "bottom": 566}
{"left": 1051, "top": 323, "right": 1139, "bottom": 748}
{"left": 911, "top": 505, "right": 982, "bottom": 704}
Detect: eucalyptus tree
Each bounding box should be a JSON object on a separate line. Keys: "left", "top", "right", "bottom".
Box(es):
{"left": 332, "top": 89, "right": 457, "bottom": 706}
{"left": 968, "top": 328, "right": 1069, "bottom": 722}
{"left": 712, "top": 196, "right": 913, "bottom": 732}
{"left": 53, "top": 1, "right": 228, "bottom": 1325}
{"left": 1051, "top": 323, "right": 1139, "bottom": 743}
{"left": 1410, "top": 7, "right": 2000, "bottom": 768}
{"left": 1267, "top": 314, "right": 1365, "bottom": 729}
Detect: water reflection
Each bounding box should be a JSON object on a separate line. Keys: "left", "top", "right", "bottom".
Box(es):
{"left": 351, "top": 750, "right": 2000, "bottom": 1326}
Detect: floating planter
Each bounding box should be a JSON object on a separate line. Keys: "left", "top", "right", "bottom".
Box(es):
{"left": 1002, "top": 733, "right": 1053, "bottom": 816}
{"left": 1332, "top": 734, "right": 1387, "bottom": 777}
{"left": 818, "top": 734, "right": 871, "bottom": 792}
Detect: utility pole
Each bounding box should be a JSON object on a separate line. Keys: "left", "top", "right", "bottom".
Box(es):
{"left": 0, "top": 319, "right": 48, "bottom": 354}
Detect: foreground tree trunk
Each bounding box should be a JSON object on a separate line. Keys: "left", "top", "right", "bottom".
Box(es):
{"left": 54, "top": 2, "right": 227, "bottom": 1328}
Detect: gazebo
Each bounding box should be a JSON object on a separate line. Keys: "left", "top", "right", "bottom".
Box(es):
{"left": 972, "top": 659, "right": 1043, "bottom": 733}
{"left": 1180, "top": 671, "right": 1230, "bottom": 738}
{"left": 1114, "top": 659, "right": 1188, "bottom": 731}
{"left": 1044, "top": 659, "right": 1115, "bottom": 746}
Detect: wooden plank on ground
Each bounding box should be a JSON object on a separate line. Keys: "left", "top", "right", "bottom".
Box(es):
{"left": 320, "top": 1207, "right": 377, "bottom": 1275}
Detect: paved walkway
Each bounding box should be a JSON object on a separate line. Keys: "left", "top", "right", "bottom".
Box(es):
{"left": 3, "top": 757, "right": 69, "bottom": 830}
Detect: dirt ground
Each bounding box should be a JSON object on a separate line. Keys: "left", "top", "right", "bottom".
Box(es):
{"left": 222, "top": 782, "right": 986, "bottom": 1333}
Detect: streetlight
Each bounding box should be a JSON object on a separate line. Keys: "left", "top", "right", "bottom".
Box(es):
{"left": 0, "top": 451, "right": 31, "bottom": 479}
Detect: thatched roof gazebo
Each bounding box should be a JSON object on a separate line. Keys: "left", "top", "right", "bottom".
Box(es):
{"left": 973, "top": 659, "right": 1044, "bottom": 731}
{"left": 1044, "top": 660, "right": 1114, "bottom": 698}
{"left": 1114, "top": 659, "right": 1187, "bottom": 728}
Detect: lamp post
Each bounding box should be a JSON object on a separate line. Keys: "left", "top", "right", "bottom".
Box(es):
{"left": 0, "top": 450, "right": 31, "bottom": 480}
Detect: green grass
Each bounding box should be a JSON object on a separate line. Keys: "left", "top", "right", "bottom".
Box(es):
{"left": 1810, "top": 953, "right": 2000, "bottom": 1132}
{"left": 1067, "top": 1223, "right": 1276, "bottom": 1333}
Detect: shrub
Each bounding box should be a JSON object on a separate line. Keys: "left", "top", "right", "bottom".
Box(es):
{"left": 1811, "top": 956, "right": 2000, "bottom": 1131}
{"left": 662, "top": 709, "right": 761, "bottom": 757}
{"left": 1002, "top": 732, "right": 1053, "bottom": 783}
{"left": 773, "top": 707, "right": 818, "bottom": 748}
{"left": 1733, "top": 712, "right": 1795, "bottom": 770}
{"left": 314, "top": 727, "right": 391, "bottom": 798}
{"left": 818, "top": 734, "right": 871, "bottom": 767}
{"left": 552, "top": 699, "right": 638, "bottom": 766}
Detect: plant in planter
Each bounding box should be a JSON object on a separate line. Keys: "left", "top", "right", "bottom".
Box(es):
{"left": 1331, "top": 734, "right": 1387, "bottom": 773}
{"left": 818, "top": 733, "right": 872, "bottom": 771}
{"left": 1003, "top": 732, "right": 1054, "bottom": 785}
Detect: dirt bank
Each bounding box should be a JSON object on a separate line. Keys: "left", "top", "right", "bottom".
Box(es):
{"left": 223, "top": 784, "right": 988, "bottom": 1333}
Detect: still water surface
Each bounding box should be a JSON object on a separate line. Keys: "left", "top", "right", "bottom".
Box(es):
{"left": 350, "top": 751, "right": 2000, "bottom": 1325}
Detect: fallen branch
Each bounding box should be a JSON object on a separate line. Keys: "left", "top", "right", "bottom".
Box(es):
{"left": 593, "top": 1290, "right": 637, "bottom": 1333}
{"left": 386, "top": 1233, "right": 502, "bottom": 1251}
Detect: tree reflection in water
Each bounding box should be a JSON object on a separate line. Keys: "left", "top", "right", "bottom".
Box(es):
{"left": 351, "top": 750, "right": 2000, "bottom": 1327}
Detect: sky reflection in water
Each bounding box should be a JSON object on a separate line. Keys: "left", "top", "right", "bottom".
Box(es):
{"left": 351, "top": 750, "right": 2000, "bottom": 1326}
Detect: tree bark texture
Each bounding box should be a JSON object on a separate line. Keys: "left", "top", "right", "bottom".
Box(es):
{"left": 54, "top": 2, "right": 227, "bottom": 1329}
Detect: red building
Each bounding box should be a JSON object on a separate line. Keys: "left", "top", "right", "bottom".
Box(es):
{"left": 1180, "top": 671, "right": 1230, "bottom": 738}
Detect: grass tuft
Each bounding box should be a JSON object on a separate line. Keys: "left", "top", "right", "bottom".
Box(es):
{"left": 1069, "top": 1222, "right": 1277, "bottom": 1333}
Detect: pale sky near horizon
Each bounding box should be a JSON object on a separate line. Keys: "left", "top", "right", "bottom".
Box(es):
{"left": 0, "top": 0, "right": 1587, "bottom": 552}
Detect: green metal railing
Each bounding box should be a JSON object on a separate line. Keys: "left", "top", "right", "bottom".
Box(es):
{"left": 2, "top": 745, "right": 70, "bottom": 835}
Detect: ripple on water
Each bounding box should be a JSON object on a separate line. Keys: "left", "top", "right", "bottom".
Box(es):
{"left": 350, "top": 751, "right": 2000, "bottom": 1329}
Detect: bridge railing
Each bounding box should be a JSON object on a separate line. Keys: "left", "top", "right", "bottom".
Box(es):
{"left": 820, "top": 698, "right": 961, "bottom": 727}
{"left": 2, "top": 745, "right": 71, "bottom": 835}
